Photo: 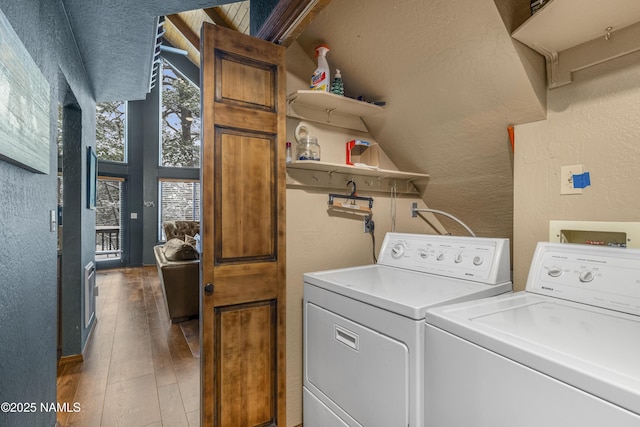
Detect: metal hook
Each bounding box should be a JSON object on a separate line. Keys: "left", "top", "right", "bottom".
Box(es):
{"left": 605, "top": 26, "right": 613, "bottom": 41}
{"left": 347, "top": 180, "right": 357, "bottom": 197}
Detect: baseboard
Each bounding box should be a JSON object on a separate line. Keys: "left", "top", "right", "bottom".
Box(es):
{"left": 58, "top": 316, "right": 97, "bottom": 368}
{"left": 57, "top": 353, "right": 83, "bottom": 366}
{"left": 82, "top": 315, "right": 98, "bottom": 355}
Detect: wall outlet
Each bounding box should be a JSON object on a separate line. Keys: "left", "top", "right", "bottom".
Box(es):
{"left": 560, "top": 164, "right": 583, "bottom": 195}
{"left": 364, "top": 218, "right": 375, "bottom": 233}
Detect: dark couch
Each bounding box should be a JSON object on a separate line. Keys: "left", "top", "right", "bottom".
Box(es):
{"left": 153, "top": 221, "right": 200, "bottom": 323}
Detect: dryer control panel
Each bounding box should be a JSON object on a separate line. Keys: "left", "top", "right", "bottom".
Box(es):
{"left": 378, "top": 233, "right": 510, "bottom": 285}
{"left": 527, "top": 242, "right": 640, "bottom": 316}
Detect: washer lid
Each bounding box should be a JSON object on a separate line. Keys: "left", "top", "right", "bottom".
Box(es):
{"left": 304, "top": 264, "right": 512, "bottom": 320}
{"left": 426, "top": 292, "right": 640, "bottom": 416}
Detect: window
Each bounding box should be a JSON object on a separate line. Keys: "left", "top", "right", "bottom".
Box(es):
{"left": 161, "top": 59, "right": 201, "bottom": 168}
{"left": 158, "top": 180, "right": 200, "bottom": 240}
{"left": 96, "top": 101, "right": 126, "bottom": 162}
{"left": 95, "top": 177, "right": 124, "bottom": 260}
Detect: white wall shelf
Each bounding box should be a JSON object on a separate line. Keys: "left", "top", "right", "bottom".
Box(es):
{"left": 512, "top": 0, "right": 640, "bottom": 88}
{"left": 286, "top": 90, "right": 384, "bottom": 131}
{"left": 286, "top": 160, "right": 429, "bottom": 194}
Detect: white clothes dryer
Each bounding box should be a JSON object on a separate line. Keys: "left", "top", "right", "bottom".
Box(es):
{"left": 425, "top": 242, "right": 640, "bottom": 427}
{"left": 303, "top": 232, "right": 512, "bottom": 427}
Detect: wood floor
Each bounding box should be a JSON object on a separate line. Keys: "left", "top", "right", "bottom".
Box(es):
{"left": 56, "top": 266, "right": 200, "bottom": 426}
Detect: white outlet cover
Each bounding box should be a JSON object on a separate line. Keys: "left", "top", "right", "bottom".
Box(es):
{"left": 561, "top": 164, "right": 583, "bottom": 195}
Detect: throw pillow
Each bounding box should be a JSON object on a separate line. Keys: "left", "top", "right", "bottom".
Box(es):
{"left": 163, "top": 238, "right": 199, "bottom": 261}
{"left": 185, "top": 234, "right": 197, "bottom": 246}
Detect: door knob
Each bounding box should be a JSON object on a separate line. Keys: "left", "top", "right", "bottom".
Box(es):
{"left": 204, "top": 283, "right": 214, "bottom": 296}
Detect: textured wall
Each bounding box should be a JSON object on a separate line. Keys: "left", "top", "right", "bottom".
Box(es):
{"left": 284, "top": 43, "right": 440, "bottom": 427}
{"left": 514, "top": 53, "right": 640, "bottom": 291}
{"left": 0, "top": 1, "right": 95, "bottom": 425}
{"left": 295, "top": 0, "right": 546, "bottom": 246}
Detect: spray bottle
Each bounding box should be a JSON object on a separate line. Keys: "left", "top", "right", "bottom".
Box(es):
{"left": 310, "top": 44, "right": 330, "bottom": 92}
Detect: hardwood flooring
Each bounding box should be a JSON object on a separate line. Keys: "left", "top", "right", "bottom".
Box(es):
{"left": 57, "top": 266, "right": 200, "bottom": 426}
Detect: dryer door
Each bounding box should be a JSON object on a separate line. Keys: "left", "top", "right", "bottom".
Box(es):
{"left": 305, "top": 302, "right": 409, "bottom": 427}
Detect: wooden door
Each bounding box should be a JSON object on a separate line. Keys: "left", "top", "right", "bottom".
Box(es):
{"left": 200, "top": 24, "right": 286, "bottom": 426}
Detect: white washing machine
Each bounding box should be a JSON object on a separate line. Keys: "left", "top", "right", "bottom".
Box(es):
{"left": 303, "top": 232, "right": 512, "bottom": 427}
{"left": 425, "top": 242, "right": 640, "bottom": 426}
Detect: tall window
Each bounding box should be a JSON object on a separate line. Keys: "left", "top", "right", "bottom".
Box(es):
{"left": 161, "top": 59, "right": 201, "bottom": 168}
{"left": 158, "top": 180, "right": 200, "bottom": 240}
{"left": 96, "top": 101, "right": 126, "bottom": 162}
{"left": 95, "top": 177, "right": 124, "bottom": 260}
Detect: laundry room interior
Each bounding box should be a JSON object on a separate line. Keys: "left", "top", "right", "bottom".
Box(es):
{"left": 285, "top": 0, "right": 640, "bottom": 424}
{"left": 3, "top": 0, "right": 640, "bottom": 425}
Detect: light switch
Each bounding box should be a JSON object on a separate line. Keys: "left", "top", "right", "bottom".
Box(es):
{"left": 560, "top": 164, "right": 583, "bottom": 195}
{"left": 50, "top": 210, "right": 57, "bottom": 232}
{"left": 131, "top": 212, "right": 138, "bottom": 220}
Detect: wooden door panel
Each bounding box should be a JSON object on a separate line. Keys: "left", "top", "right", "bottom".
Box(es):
{"left": 201, "top": 23, "right": 286, "bottom": 427}
{"left": 217, "top": 302, "right": 275, "bottom": 426}
{"left": 218, "top": 54, "right": 275, "bottom": 109}
{"left": 216, "top": 130, "right": 275, "bottom": 262}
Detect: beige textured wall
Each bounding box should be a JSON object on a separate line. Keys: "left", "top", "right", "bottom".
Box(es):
{"left": 285, "top": 42, "right": 438, "bottom": 426}
{"left": 513, "top": 54, "right": 640, "bottom": 292}
{"left": 285, "top": 188, "right": 431, "bottom": 425}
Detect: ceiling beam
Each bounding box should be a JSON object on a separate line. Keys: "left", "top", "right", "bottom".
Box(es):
{"left": 255, "top": 0, "right": 332, "bottom": 46}
{"left": 166, "top": 14, "right": 200, "bottom": 51}
{"left": 202, "top": 7, "right": 232, "bottom": 28}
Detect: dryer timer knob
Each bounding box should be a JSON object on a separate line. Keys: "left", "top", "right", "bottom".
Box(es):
{"left": 391, "top": 244, "right": 405, "bottom": 259}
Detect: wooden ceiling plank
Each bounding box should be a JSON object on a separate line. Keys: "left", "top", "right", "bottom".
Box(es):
{"left": 167, "top": 14, "right": 200, "bottom": 51}
{"left": 237, "top": 7, "right": 250, "bottom": 34}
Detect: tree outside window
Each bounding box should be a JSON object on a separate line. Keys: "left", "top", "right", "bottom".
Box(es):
{"left": 96, "top": 101, "right": 126, "bottom": 162}
{"left": 161, "top": 59, "right": 201, "bottom": 168}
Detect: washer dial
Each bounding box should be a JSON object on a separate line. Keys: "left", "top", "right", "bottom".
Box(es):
{"left": 547, "top": 267, "right": 563, "bottom": 278}
{"left": 579, "top": 270, "right": 595, "bottom": 283}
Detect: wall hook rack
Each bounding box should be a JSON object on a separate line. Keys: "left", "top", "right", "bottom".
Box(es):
{"left": 328, "top": 182, "right": 374, "bottom": 214}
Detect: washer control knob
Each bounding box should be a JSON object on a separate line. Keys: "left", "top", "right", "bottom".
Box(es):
{"left": 579, "top": 270, "right": 594, "bottom": 283}
{"left": 473, "top": 256, "right": 483, "bottom": 266}
{"left": 419, "top": 250, "right": 429, "bottom": 259}
{"left": 548, "top": 267, "right": 563, "bottom": 278}
{"left": 454, "top": 254, "right": 463, "bottom": 264}
{"left": 391, "top": 244, "right": 405, "bottom": 259}
{"left": 437, "top": 253, "right": 445, "bottom": 261}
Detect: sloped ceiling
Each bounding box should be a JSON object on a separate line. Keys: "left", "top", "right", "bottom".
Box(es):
{"left": 60, "top": 0, "right": 238, "bottom": 102}
{"left": 294, "top": 0, "right": 547, "bottom": 239}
